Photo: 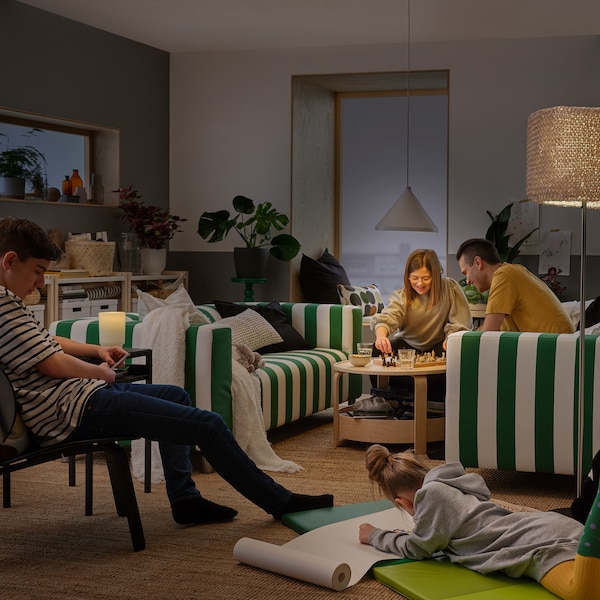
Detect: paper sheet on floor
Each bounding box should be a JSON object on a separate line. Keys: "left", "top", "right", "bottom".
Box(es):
{"left": 233, "top": 507, "right": 413, "bottom": 590}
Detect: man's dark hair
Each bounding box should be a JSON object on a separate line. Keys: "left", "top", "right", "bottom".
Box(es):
{"left": 0, "top": 217, "right": 62, "bottom": 262}
{"left": 456, "top": 238, "right": 501, "bottom": 265}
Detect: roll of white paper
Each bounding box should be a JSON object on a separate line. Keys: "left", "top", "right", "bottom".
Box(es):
{"left": 233, "top": 537, "right": 352, "bottom": 591}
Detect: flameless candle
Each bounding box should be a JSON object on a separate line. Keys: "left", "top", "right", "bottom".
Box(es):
{"left": 98, "top": 311, "right": 126, "bottom": 347}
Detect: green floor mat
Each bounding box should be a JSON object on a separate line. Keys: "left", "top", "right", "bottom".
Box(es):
{"left": 282, "top": 498, "right": 394, "bottom": 534}
{"left": 373, "top": 559, "right": 557, "bottom": 600}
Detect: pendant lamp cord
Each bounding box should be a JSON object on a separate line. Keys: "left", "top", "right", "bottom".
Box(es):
{"left": 406, "top": 0, "right": 412, "bottom": 187}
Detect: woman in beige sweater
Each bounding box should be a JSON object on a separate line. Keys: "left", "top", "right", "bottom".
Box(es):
{"left": 371, "top": 249, "right": 472, "bottom": 355}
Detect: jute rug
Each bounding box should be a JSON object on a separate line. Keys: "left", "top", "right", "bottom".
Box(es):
{"left": 0, "top": 410, "right": 577, "bottom": 599}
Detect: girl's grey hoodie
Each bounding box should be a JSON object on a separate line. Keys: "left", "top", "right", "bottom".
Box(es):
{"left": 368, "top": 462, "right": 582, "bottom": 581}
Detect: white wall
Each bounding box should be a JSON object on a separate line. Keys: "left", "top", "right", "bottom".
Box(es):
{"left": 170, "top": 36, "right": 600, "bottom": 265}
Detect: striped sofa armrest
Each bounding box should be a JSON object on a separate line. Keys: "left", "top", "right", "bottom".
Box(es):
{"left": 446, "top": 330, "right": 600, "bottom": 476}
{"left": 50, "top": 315, "right": 141, "bottom": 345}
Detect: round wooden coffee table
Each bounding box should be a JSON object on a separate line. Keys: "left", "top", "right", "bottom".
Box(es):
{"left": 332, "top": 359, "right": 446, "bottom": 456}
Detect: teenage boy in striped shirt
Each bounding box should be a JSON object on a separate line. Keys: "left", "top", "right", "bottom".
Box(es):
{"left": 0, "top": 217, "right": 333, "bottom": 526}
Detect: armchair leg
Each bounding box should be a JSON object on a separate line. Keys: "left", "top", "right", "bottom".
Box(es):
{"left": 3, "top": 472, "right": 10, "bottom": 508}
{"left": 103, "top": 444, "right": 145, "bottom": 552}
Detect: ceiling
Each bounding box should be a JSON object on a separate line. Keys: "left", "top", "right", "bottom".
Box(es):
{"left": 17, "top": 0, "right": 600, "bottom": 53}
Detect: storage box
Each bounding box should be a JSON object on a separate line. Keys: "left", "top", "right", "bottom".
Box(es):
{"left": 90, "top": 299, "right": 119, "bottom": 317}
{"left": 58, "top": 299, "right": 91, "bottom": 320}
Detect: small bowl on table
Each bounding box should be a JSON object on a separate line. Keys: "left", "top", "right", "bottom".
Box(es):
{"left": 349, "top": 353, "right": 371, "bottom": 367}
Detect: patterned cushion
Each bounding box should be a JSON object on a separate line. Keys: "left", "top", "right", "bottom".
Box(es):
{"left": 337, "top": 283, "right": 385, "bottom": 317}
{"left": 217, "top": 309, "right": 283, "bottom": 351}
{"left": 214, "top": 301, "right": 312, "bottom": 353}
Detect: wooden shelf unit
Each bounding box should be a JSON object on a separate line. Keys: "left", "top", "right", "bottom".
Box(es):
{"left": 42, "top": 270, "right": 188, "bottom": 327}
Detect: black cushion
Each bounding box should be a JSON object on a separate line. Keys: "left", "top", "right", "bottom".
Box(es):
{"left": 299, "top": 249, "right": 350, "bottom": 304}
{"left": 214, "top": 300, "right": 313, "bottom": 353}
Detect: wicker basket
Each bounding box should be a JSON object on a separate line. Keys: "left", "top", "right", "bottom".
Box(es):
{"left": 65, "top": 241, "right": 116, "bottom": 277}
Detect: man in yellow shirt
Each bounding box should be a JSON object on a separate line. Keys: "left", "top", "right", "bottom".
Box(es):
{"left": 456, "top": 238, "right": 574, "bottom": 333}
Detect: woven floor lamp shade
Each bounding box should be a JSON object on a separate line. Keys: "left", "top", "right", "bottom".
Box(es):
{"left": 526, "top": 105, "right": 600, "bottom": 496}
{"left": 527, "top": 106, "right": 600, "bottom": 208}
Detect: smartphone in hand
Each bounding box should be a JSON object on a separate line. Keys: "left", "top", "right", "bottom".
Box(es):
{"left": 111, "top": 355, "right": 128, "bottom": 371}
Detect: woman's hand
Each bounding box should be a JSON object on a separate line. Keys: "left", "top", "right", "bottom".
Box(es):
{"left": 359, "top": 523, "right": 376, "bottom": 544}
{"left": 374, "top": 335, "right": 392, "bottom": 354}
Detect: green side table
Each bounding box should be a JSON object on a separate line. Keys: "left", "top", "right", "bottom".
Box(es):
{"left": 231, "top": 277, "right": 267, "bottom": 302}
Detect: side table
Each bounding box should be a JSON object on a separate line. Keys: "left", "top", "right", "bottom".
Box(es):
{"left": 332, "top": 360, "right": 446, "bottom": 456}
{"left": 231, "top": 277, "right": 267, "bottom": 302}
{"left": 70, "top": 348, "right": 153, "bottom": 515}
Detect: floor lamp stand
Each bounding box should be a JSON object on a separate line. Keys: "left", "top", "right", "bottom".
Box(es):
{"left": 576, "top": 200, "right": 587, "bottom": 498}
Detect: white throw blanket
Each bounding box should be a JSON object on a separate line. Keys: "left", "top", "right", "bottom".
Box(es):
{"left": 231, "top": 346, "right": 302, "bottom": 473}
{"left": 131, "top": 304, "right": 301, "bottom": 484}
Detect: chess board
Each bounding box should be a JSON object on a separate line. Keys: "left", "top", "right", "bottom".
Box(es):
{"left": 413, "top": 351, "right": 446, "bottom": 368}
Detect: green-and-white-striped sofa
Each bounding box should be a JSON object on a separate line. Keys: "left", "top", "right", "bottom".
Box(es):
{"left": 445, "top": 330, "right": 600, "bottom": 476}
{"left": 50, "top": 302, "right": 363, "bottom": 431}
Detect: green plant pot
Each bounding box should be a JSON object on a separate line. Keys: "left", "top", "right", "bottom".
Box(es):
{"left": 233, "top": 247, "right": 269, "bottom": 279}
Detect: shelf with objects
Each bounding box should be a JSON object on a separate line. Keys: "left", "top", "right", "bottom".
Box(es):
{"left": 41, "top": 270, "right": 189, "bottom": 327}
{"left": 42, "top": 272, "right": 130, "bottom": 328}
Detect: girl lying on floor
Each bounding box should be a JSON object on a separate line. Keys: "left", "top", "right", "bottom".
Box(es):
{"left": 359, "top": 445, "right": 600, "bottom": 600}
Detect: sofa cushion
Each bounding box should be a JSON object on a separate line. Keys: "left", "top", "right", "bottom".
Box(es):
{"left": 136, "top": 284, "right": 201, "bottom": 321}
{"left": 299, "top": 249, "right": 350, "bottom": 304}
{"left": 337, "top": 283, "right": 385, "bottom": 317}
{"left": 215, "top": 300, "right": 312, "bottom": 353}
{"left": 217, "top": 309, "right": 283, "bottom": 351}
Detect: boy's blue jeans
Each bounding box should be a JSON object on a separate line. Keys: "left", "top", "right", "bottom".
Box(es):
{"left": 68, "top": 382, "right": 291, "bottom": 513}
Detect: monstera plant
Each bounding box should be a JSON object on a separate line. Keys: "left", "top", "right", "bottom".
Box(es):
{"left": 198, "top": 195, "right": 301, "bottom": 278}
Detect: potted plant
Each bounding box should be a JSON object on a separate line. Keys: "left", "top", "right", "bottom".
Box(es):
{"left": 0, "top": 130, "right": 47, "bottom": 199}
{"left": 117, "top": 186, "right": 186, "bottom": 275}
{"left": 197, "top": 195, "right": 301, "bottom": 278}
{"left": 485, "top": 203, "right": 538, "bottom": 263}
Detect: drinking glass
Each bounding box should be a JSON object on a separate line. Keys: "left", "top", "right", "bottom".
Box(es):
{"left": 398, "top": 348, "right": 416, "bottom": 369}
{"left": 356, "top": 343, "right": 373, "bottom": 357}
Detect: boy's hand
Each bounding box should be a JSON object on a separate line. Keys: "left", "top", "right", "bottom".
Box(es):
{"left": 97, "top": 346, "right": 129, "bottom": 368}
{"left": 98, "top": 362, "right": 118, "bottom": 383}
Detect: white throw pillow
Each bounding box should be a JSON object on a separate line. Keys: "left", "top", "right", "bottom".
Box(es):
{"left": 217, "top": 309, "right": 283, "bottom": 351}
{"left": 136, "top": 284, "right": 207, "bottom": 323}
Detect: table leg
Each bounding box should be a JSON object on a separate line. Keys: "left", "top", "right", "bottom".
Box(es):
{"left": 412, "top": 375, "right": 428, "bottom": 456}
{"left": 333, "top": 370, "right": 342, "bottom": 446}
{"left": 243, "top": 282, "right": 254, "bottom": 302}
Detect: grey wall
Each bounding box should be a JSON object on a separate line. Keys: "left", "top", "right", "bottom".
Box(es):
{"left": 170, "top": 35, "right": 600, "bottom": 303}
{"left": 0, "top": 0, "right": 169, "bottom": 255}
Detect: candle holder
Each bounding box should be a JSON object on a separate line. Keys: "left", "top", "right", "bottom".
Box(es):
{"left": 98, "top": 311, "right": 126, "bottom": 347}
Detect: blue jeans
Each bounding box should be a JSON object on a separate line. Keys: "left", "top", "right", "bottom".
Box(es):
{"left": 68, "top": 383, "right": 291, "bottom": 513}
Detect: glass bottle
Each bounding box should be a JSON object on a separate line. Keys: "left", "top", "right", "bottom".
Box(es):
{"left": 61, "top": 175, "right": 72, "bottom": 195}
{"left": 90, "top": 173, "right": 104, "bottom": 204}
{"left": 71, "top": 169, "right": 83, "bottom": 195}
{"left": 120, "top": 233, "right": 141, "bottom": 274}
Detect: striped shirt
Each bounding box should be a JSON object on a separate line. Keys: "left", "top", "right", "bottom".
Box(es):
{"left": 0, "top": 287, "right": 106, "bottom": 446}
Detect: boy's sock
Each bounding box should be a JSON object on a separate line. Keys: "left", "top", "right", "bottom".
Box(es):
{"left": 272, "top": 493, "right": 334, "bottom": 520}
{"left": 172, "top": 496, "right": 238, "bottom": 525}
